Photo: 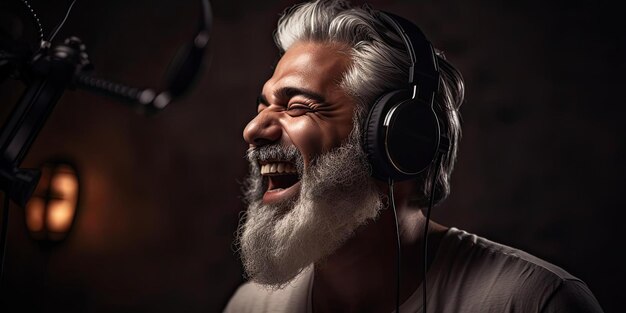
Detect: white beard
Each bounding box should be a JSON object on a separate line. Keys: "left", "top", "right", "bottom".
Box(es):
{"left": 237, "top": 138, "right": 383, "bottom": 288}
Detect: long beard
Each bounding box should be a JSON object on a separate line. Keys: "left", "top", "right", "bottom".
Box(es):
{"left": 237, "top": 138, "right": 383, "bottom": 288}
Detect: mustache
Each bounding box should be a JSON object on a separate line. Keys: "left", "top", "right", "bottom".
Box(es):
{"left": 246, "top": 144, "right": 305, "bottom": 175}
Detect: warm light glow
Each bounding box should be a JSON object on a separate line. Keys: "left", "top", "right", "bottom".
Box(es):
{"left": 24, "top": 161, "right": 80, "bottom": 241}
{"left": 25, "top": 198, "right": 45, "bottom": 232}
{"left": 47, "top": 199, "right": 75, "bottom": 232}
{"left": 51, "top": 170, "right": 78, "bottom": 198}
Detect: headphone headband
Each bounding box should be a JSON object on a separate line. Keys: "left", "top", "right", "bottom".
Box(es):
{"left": 377, "top": 12, "right": 440, "bottom": 104}
{"left": 363, "top": 11, "right": 444, "bottom": 180}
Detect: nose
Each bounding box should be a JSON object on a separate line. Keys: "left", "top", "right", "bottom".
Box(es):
{"left": 243, "top": 111, "right": 282, "bottom": 146}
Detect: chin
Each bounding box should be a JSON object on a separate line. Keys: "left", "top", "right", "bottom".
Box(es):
{"left": 238, "top": 140, "right": 383, "bottom": 286}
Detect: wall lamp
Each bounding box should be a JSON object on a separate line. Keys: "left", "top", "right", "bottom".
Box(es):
{"left": 25, "top": 161, "right": 80, "bottom": 241}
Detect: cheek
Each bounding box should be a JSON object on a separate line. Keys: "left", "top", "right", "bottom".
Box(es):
{"left": 280, "top": 100, "right": 356, "bottom": 164}
{"left": 285, "top": 118, "right": 322, "bottom": 160}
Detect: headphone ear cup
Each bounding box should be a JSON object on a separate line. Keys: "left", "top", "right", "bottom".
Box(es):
{"left": 363, "top": 90, "right": 409, "bottom": 180}
{"left": 363, "top": 90, "right": 440, "bottom": 181}
{"left": 385, "top": 97, "right": 440, "bottom": 177}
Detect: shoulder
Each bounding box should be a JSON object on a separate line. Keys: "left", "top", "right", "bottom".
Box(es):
{"left": 434, "top": 228, "right": 603, "bottom": 312}
{"left": 541, "top": 279, "right": 604, "bottom": 312}
{"left": 223, "top": 267, "right": 313, "bottom": 313}
{"left": 444, "top": 227, "right": 576, "bottom": 280}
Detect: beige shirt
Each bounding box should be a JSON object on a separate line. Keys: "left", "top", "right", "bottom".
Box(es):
{"left": 224, "top": 227, "right": 603, "bottom": 313}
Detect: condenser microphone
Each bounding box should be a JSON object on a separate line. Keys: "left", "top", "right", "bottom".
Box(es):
{"left": 0, "top": 0, "right": 214, "bottom": 293}
{"left": 0, "top": 0, "right": 213, "bottom": 207}
{"left": 165, "top": 0, "right": 212, "bottom": 99}
{"left": 75, "top": 0, "right": 213, "bottom": 115}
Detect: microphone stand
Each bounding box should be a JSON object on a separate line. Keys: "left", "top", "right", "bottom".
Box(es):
{"left": 0, "top": 0, "right": 212, "bottom": 292}
{"left": 0, "top": 0, "right": 211, "bottom": 214}
{"left": 0, "top": 37, "right": 87, "bottom": 208}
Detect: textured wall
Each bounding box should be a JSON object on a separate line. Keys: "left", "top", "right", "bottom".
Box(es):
{"left": 0, "top": 0, "right": 623, "bottom": 312}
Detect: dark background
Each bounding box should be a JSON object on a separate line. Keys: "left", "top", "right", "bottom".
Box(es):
{"left": 1, "top": 0, "right": 624, "bottom": 312}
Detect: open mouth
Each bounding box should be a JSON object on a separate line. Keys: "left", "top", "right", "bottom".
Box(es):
{"left": 260, "top": 161, "right": 301, "bottom": 203}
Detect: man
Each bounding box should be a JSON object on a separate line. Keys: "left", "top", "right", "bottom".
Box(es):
{"left": 225, "top": 1, "right": 604, "bottom": 312}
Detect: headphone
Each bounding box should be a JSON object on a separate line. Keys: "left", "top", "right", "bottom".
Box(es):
{"left": 362, "top": 11, "right": 448, "bottom": 181}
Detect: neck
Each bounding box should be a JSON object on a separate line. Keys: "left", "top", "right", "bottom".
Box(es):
{"left": 312, "top": 195, "right": 448, "bottom": 313}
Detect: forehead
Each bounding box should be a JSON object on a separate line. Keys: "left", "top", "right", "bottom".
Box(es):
{"left": 263, "top": 41, "right": 352, "bottom": 96}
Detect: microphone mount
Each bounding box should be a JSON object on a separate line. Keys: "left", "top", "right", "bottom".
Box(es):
{"left": 0, "top": 0, "right": 213, "bottom": 207}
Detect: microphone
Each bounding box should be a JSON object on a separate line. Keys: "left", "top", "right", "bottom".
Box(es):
{"left": 1, "top": 0, "right": 213, "bottom": 289}
{"left": 0, "top": 0, "right": 213, "bottom": 206}
{"left": 75, "top": 0, "right": 213, "bottom": 115}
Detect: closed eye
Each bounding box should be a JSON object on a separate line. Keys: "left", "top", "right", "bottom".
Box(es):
{"left": 288, "top": 103, "right": 312, "bottom": 110}
{"left": 286, "top": 104, "right": 313, "bottom": 116}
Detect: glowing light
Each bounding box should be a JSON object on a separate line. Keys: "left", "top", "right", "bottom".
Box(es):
{"left": 47, "top": 200, "right": 74, "bottom": 232}
{"left": 24, "top": 161, "right": 80, "bottom": 241}
{"left": 25, "top": 198, "right": 45, "bottom": 232}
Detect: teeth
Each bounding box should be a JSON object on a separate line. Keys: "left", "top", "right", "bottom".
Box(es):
{"left": 260, "top": 162, "right": 297, "bottom": 175}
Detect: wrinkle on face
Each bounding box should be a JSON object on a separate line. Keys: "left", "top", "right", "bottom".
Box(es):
{"left": 248, "top": 41, "right": 357, "bottom": 167}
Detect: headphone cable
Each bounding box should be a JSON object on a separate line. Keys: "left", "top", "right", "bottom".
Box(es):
{"left": 422, "top": 153, "right": 442, "bottom": 313}
{"left": 388, "top": 178, "right": 401, "bottom": 313}
{"left": 47, "top": 0, "right": 78, "bottom": 43}
{"left": 18, "top": 0, "right": 45, "bottom": 44}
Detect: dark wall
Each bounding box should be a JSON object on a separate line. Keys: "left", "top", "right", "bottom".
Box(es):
{"left": 0, "top": 0, "right": 623, "bottom": 312}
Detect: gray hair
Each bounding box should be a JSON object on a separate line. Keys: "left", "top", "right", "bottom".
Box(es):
{"left": 274, "top": 0, "right": 464, "bottom": 207}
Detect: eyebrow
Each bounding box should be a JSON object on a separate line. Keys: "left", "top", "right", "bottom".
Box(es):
{"left": 257, "top": 87, "right": 326, "bottom": 106}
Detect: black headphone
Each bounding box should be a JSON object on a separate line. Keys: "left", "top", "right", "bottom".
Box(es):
{"left": 363, "top": 11, "right": 448, "bottom": 181}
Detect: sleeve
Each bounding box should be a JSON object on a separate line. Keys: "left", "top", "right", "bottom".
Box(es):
{"left": 540, "top": 279, "right": 604, "bottom": 313}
